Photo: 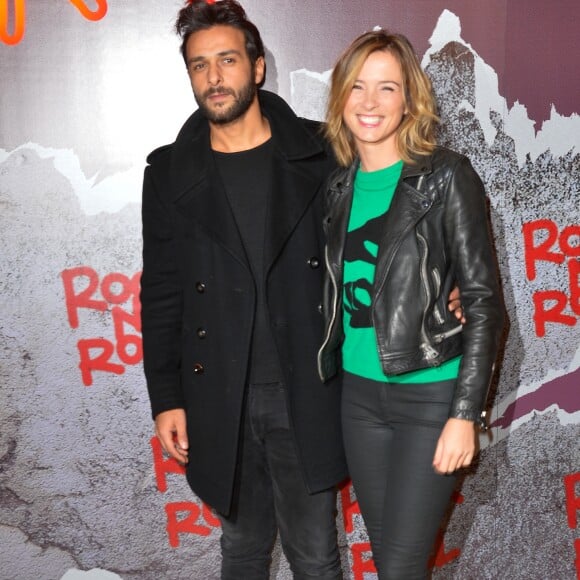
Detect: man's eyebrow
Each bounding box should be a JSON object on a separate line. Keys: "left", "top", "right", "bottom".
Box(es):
{"left": 187, "top": 49, "right": 243, "bottom": 65}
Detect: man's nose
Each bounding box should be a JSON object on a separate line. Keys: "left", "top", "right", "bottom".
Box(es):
{"left": 207, "top": 61, "right": 222, "bottom": 86}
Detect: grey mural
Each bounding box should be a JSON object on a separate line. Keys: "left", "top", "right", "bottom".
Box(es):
{"left": 1, "top": 2, "right": 579, "bottom": 579}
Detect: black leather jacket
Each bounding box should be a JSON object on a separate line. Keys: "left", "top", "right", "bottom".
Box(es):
{"left": 318, "top": 147, "right": 505, "bottom": 426}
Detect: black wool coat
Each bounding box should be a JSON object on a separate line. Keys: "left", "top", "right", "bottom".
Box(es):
{"left": 140, "top": 90, "right": 347, "bottom": 515}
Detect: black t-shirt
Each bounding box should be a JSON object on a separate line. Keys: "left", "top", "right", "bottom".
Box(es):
{"left": 213, "top": 139, "right": 283, "bottom": 384}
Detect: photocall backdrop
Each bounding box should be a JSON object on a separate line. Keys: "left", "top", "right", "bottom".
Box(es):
{"left": 1, "top": 1, "right": 579, "bottom": 579}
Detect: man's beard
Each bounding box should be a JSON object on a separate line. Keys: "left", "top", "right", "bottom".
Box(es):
{"left": 195, "top": 76, "right": 257, "bottom": 125}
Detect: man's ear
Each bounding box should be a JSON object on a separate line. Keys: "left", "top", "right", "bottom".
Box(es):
{"left": 254, "top": 56, "right": 266, "bottom": 85}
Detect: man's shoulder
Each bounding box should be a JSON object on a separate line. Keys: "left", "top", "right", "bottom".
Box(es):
{"left": 295, "top": 116, "right": 334, "bottom": 161}
{"left": 146, "top": 143, "right": 174, "bottom": 166}
{"left": 299, "top": 116, "right": 326, "bottom": 135}
{"left": 146, "top": 108, "right": 205, "bottom": 167}
{"left": 259, "top": 90, "right": 330, "bottom": 147}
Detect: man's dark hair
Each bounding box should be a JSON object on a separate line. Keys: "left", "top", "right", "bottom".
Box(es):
{"left": 176, "top": 0, "right": 265, "bottom": 73}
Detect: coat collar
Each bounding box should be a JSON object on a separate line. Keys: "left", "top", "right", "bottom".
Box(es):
{"left": 163, "top": 90, "right": 330, "bottom": 273}
{"left": 168, "top": 89, "right": 326, "bottom": 202}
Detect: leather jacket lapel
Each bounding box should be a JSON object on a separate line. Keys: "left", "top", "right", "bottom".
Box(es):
{"left": 374, "top": 179, "right": 433, "bottom": 292}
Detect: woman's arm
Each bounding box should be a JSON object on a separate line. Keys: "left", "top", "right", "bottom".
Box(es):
{"left": 443, "top": 155, "right": 505, "bottom": 425}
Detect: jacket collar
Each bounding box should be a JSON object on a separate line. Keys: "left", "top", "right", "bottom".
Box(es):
{"left": 401, "top": 153, "right": 433, "bottom": 179}
{"left": 329, "top": 152, "right": 434, "bottom": 196}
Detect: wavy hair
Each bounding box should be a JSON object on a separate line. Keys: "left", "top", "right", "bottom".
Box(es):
{"left": 325, "top": 30, "right": 438, "bottom": 166}
{"left": 175, "top": 0, "right": 265, "bottom": 86}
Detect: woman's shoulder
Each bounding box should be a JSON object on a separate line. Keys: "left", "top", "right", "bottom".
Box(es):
{"left": 409, "top": 147, "right": 477, "bottom": 185}
{"left": 429, "top": 145, "right": 469, "bottom": 167}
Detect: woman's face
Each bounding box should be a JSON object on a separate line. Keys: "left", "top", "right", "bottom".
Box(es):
{"left": 342, "top": 50, "right": 407, "bottom": 158}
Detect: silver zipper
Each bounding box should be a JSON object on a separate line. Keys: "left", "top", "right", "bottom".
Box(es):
{"left": 421, "top": 342, "right": 439, "bottom": 360}
{"left": 417, "top": 232, "right": 437, "bottom": 361}
{"left": 433, "top": 324, "right": 463, "bottom": 343}
{"left": 317, "top": 244, "right": 340, "bottom": 381}
{"left": 478, "top": 363, "right": 496, "bottom": 431}
{"left": 431, "top": 267, "right": 445, "bottom": 325}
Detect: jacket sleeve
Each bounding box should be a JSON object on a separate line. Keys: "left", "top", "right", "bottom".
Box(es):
{"left": 140, "top": 163, "right": 186, "bottom": 418}
{"left": 443, "top": 156, "right": 505, "bottom": 424}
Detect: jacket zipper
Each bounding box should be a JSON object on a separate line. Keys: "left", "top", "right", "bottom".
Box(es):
{"left": 429, "top": 266, "right": 462, "bottom": 342}
{"left": 417, "top": 231, "right": 439, "bottom": 361}
{"left": 317, "top": 244, "right": 340, "bottom": 380}
{"left": 433, "top": 324, "right": 463, "bottom": 343}
{"left": 431, "top": 267, "right": 445, "bottom": 325}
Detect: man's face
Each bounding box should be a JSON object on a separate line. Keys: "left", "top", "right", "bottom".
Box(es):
{"left": 185, "top": 25, "right": 264, "bottom": 125}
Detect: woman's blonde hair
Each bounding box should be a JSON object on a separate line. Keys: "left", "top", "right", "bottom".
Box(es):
{"left": 325, "top": 30, "right": 439, "bottom": 167}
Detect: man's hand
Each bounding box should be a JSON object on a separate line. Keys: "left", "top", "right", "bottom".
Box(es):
{"left": 448, "top": 286, "right": 466, "bottom": 324}
{"left": 155, "top": 408, "right": 189, "bottom": 465}
{"left": 432, "top": 417, "right": 476, "bottom": 474}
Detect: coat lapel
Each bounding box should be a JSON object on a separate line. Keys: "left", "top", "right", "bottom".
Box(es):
{"left": 260, "top": 91, "right": 331, "bottom": 273}
{"left": 263, "top": 152, "right": 324, "bottom": 272}
{"left": 169, "top": 120, "right": 248, "bottom": 268}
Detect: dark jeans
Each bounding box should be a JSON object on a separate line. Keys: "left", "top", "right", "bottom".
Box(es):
{"left": 342, "top": 373, "right": 458, "bottom": 580}
{"left": 217, "top": 382, "right": 342, "bottom": 580}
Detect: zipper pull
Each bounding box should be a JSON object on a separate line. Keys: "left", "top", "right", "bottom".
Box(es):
{"left": 421, "top": 342, "right": 439, "bottom": 360}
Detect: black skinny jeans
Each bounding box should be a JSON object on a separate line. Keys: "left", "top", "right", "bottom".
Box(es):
{"left": 342, "top": 372, "right": 458, "bottom": 579}
{"left": 217, "top": 382, "right": 343, "bottom": 580}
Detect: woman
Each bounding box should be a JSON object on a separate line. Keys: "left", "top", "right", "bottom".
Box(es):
{"left": 318, "top": 30, "right": 504, "bottom": 579}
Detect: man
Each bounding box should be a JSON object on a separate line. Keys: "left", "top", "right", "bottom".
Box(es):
{"left": 140, "top": 1, "right": 346, "bottom": 578}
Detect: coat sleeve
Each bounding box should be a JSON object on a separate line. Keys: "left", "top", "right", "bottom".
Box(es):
{"left": 443, "top": 155, "right": 505, "bottom": 424}
{"left": 140, "top": 162, "right": 186, "bottom": 418}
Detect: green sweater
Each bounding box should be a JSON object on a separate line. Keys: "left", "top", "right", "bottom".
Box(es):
{"left": 342, "top": 161, "right": 460, "bottom": 383}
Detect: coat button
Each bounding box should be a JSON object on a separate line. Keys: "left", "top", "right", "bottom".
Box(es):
{"left": 308, "top": 257, "right": 320, "bottom": 269}
{"left": 197, "top": 328, "right": 207, "bottom": 339}
{"left": 421, "top": 200, "right": 430, "bottom": 209}
{"left": 193, "top": 363, "right": 204, "bottom": 374}
{"left": 317, "top": 303, "right": 323, "bottom": 314}
{"left": 195, "top": 282, "right": 206, "bottom": 293}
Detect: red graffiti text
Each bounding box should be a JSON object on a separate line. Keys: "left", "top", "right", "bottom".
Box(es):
{"left": 151, "top": 436, "right": 220, "bottom": 548}
{"left": 61, "top": 266, "right": 142, "bottom": 386}
{"left": 523, "top": 219, "right": 580, "bottom": 337}
{"left": 564, "top": 472, "right": 580, "bottom": 579}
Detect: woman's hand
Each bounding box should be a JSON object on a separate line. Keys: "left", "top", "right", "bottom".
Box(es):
{"left": 448, "top": 285, "right": 466, "bottom": 324}
{"left": 432, "top": 417, "right": 476, "bottom": 474}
